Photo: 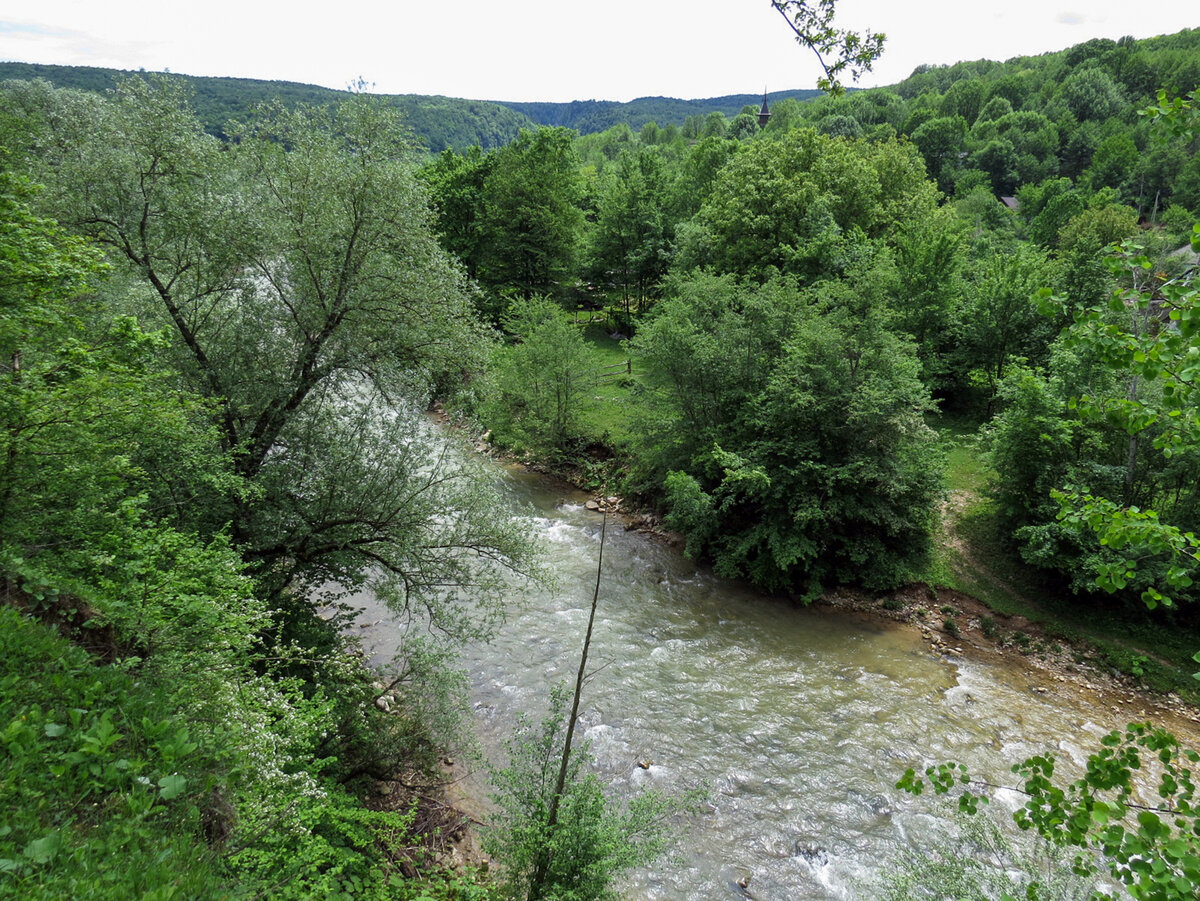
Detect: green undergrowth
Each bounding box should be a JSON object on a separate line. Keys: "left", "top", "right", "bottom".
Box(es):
{"left": 0, "top": 604, "right": 225, "bottom": 899}
{"left": 0, "top": 599, "right": 498, "bottom": 901}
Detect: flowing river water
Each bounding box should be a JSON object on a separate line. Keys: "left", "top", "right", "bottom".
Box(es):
{"left": 351, "top": 463, "right": 1195, "bottom": 899}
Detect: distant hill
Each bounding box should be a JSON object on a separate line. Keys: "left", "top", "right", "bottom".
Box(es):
{"left": 0, "top": 62, "right": 536, "bottom": 152}
{"left": 0, "top": 62, "right": 820, "bottom": 151}
{"left": 504, "top": 90, "right": 823, "bottom": 133}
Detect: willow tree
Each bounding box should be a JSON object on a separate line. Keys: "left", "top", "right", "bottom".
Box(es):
{"left": 20, "top": 76, "right": 536, "bottom": 623}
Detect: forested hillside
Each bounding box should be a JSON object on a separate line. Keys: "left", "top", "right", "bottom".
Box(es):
{"left": 0, "top": 62, "right": 537, "bottom": 151}
{"left": 499, "top": 89, "right": 822, "bottom": 133}
{"left": 2, "top": 16, "right": 1200, "bottom": 901}
{"left": 0, "top": 62, "right": 818, "bottom": 151}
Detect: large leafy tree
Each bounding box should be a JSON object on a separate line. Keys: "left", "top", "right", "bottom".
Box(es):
{"left": 909, "top": 115, "right": 969, "bottom": 193}
{"left": 0, "top": 163, "right": 499, "bottom": 901}
{"left": 632, "top": 272, "right": 941, "bottom": 597}
{"left": 1026, "top": 235, "right": 1200, "bottom": 608}
{"left": 682, "top": 129, "right": 939, "bottom": 282}
{"left": 419, "top": 144, "right": 493, "bottom": 282}
{"left": 588, "top": 146, "right": 673, "bottom": 318}
{"left": 889, "top": 215, "right": 966, "bottom": 394}
{"left": 20, "top": 76, "right": 535, "bottom": 617}
{"left": 954, "top": 242, "right": 1061, "bottom": 408}
{"left": 982, "top": 88, "right": 1200, "bottom": 607}
{"left": 476, "top": 126, "right": 585, "bottom": 304}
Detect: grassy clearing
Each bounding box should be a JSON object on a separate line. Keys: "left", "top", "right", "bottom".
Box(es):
{"left": 576, "top": 321, "right": 639, "bottom": 449}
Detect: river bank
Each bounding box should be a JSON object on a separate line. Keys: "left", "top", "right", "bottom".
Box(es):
{"left": 485, "top": 440, "right": 1200, "bottom": 738}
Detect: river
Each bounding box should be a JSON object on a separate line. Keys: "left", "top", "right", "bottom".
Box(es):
{"left": 351, "top": 463, "right": 1168, "bottom": 899}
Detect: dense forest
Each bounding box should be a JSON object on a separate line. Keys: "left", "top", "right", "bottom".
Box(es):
{"left": 446, "top": 26, "right": 1200, "bottom": 610}
{"left": 2, "top": 13, "right": 1200, "bottom": 901}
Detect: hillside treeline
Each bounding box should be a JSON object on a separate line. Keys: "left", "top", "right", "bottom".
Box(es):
{"left": 0, "top": 61, "right": 819, "bottom": 153}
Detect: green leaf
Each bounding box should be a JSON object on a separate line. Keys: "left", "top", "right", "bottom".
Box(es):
{"left": 157, "top": 773, "right": 187, "bottom": 800}
{"left": 1163, "top": 838, "right": 1190, "bottom": 859}
{"left": 23, "top": 833, "right": 62, "bottom": 864}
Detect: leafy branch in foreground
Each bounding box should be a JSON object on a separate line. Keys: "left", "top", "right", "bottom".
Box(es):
{"left": 881, "top": 802, "right": 1093, "bottom": 901}
{"left": 898, "top": 723, "right": 1200, "bottom": 900}
{"left": 770, "top": 0, "right": 886, "bottom": 94}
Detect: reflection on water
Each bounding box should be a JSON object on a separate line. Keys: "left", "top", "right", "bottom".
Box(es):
{"left": 355, "top": 465, "right": 1145, "bottom": 900}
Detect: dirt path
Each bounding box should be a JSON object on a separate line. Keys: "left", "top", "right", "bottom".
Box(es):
{"left": 816, "top": 485, "right": 1200, "bottom": 742}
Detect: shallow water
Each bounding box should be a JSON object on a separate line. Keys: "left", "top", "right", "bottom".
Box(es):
{"left": 353, "top": 465, "right": 1146, "bottom": 899}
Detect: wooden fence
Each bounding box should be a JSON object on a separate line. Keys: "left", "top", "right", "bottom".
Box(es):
{"left": 595, "top": 360, "right": 631, "bottom": 384}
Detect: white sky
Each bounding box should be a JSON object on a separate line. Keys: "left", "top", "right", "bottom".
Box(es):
{"left": 0, "top": 1, "right": 1195, "bottom": 103}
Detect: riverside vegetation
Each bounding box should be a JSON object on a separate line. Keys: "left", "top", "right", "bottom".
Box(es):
{"left": 2, "top": 6, "right": 1200, "bottom": 899}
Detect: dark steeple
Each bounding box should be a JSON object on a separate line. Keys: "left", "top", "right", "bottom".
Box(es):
{"left": 758, "top": 91, "right": 771, "bottom": 128}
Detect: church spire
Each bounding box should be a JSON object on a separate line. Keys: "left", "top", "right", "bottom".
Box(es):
{"left": 758, "top": 90, "right": 772, "bottom": 128}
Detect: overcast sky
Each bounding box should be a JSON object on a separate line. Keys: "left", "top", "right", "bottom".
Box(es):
{"left": 0, "top": 1, "right": 1195, "bottom": 103}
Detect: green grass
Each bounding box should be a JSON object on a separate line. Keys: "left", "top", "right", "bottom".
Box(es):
{"left": 576, "top": 322, "right": 640, "bottom": 449}
{"left": 941, "top": 423, "right": 990, "bottom": 494}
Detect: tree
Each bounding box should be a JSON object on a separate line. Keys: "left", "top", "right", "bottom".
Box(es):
{"left": 419, "top": 145, "right": 494, "bottom": 282}
{"left": 1084, "top": 131, "right": 1137, "bottom": 196}
{"left": 909, "top": 115, "right": 969, "bottom": 193}
{"left": 668, "top": 135, "right": 739, "bottom": 223}
{"left": 477, "top": 127, "right": 585, "bottom": 303}
{"left": 1020, "top": 178, "right": 1087, "bottom": 248}
{"left": 0, "top": 90, "right": 537, "bottom": 901}
{"left": 889, "top": 215, "right": 965, "bottom": 393}
{"left": 1059, "top": 67, "right": 1127, "bottom": 122}
{"left": 729, "top": 111, "right": 760, "bottom": 140}
{"left": 486, "top": 688, "right": 677, "bottom": 901}
{"left": 1041, "top": 234, "right": 1200, "bottom": 609}
{"left": 980, "top": 227, "right": 1200, "bottom": 607}
{"left": 955, "top": 243, "right": 1059, "bottom": 408}
{"left": 976, "top": 95, "right": 1015, "bottom": 124}
{"left": 25, "top": 76, "right": 536, "bottom": 620}
{"left": 940, "top": 77, "right": 987, "bottom": 125}
{"left": 699, "top": 111, "right": 729, "bottom": 139}
{"left": 484, "top": 297, "right": 602, "bottom": 456}
{"left": 588, "top": 147, "right": 672, "bottom": 319}
{"left": 682, "top": 129, "right": 939, "bottom": 282}
{"left": 485, "top": 518, "right": 683, "bottom": 901}
{"left": 972, "top": 110, "right": 1061, "bottom": 190}
{"left": 1057, "top": 203, "right": 1141, "bottom": 310}
{"left": 0, "top": 163, "right": 223, "bottom": 569}
{"left": 632, "top": 273, "right": 942, "bottom": 597}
